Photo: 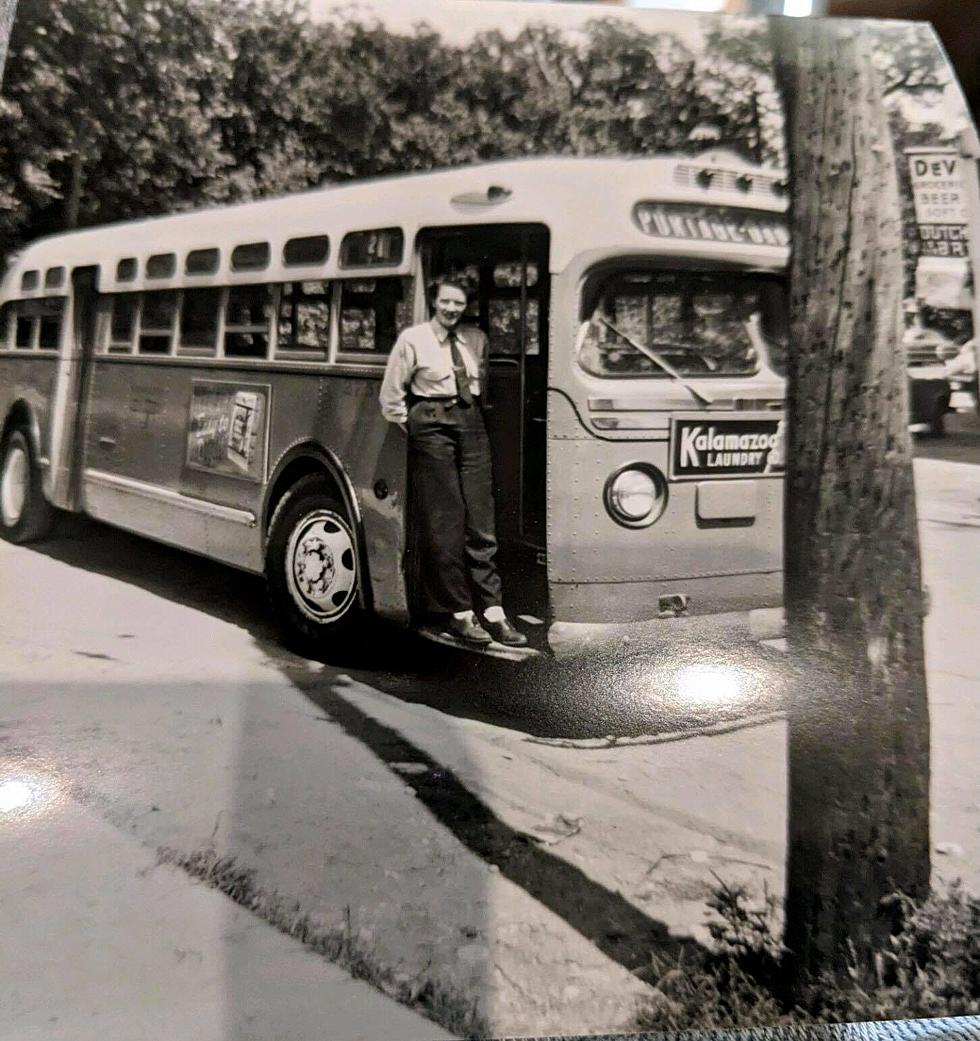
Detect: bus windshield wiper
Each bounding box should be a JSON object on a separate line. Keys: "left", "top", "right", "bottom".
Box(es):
{"left": 597, "top": 316, "right": 714, "bottom": 408}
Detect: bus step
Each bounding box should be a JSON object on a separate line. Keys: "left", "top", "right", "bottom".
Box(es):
{"left": 417, "top": 626, "right": 541, "bottom": 662}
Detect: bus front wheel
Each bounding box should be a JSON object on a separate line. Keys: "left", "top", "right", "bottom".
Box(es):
{"left": 265, "top": 475, "right": 365, "bottom": 654}
{"left": 0, "top": 429, "right": 52, "bottom": 544}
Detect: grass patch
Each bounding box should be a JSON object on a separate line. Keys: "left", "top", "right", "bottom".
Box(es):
{"left": 158, "top": 845, "right": 491, "bottom": 1039}
{"left": 639, "top": 878, "right": 980, "bottom": 1031}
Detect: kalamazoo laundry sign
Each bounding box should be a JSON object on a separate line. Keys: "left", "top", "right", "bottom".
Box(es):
{"left": 670, "top": 418, "right": 786, "bottom": 480}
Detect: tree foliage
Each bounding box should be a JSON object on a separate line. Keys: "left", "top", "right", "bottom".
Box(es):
{"left": 0, "top": 0, "right": 244, "bottom": 243}
{"left": 0, "top": 0, "right": 786, "bottom": 250}
{"left": 870, "top": 21, "right": 963, "bottom": 312}
{"left": 873, "top": 20, "right": 950, "bottom": 102}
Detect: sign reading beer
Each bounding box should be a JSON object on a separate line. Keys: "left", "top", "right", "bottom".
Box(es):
{"left": 669, "top": 417, "right": 785, "bottom": 480}
{"left": 633, "top": 203, "right": 789, "bottom": 248}
{"left": 907, "top": 149, "right": 969, "bottom": 259}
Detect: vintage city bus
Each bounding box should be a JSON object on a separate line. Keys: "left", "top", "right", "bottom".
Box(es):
{"left": 0, "top": 152, "right": 789, "bottom": 658}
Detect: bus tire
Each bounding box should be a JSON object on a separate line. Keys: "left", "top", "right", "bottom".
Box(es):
{"left": 0, "top": 428, "right": 52, "bottom": 544}
{"left": 265, "top": 475, "right": 366, "bottom": 654}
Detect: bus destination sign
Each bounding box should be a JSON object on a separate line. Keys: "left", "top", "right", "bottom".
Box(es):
{"left": 669, "top": 417, "right": 785, "bottom": 480}
{"left": 634, "top": 203, "right": 789, "bottom": 248}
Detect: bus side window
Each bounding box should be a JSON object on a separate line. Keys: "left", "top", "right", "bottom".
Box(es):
{"left": 109, "top": 294, "right": 138, "bottom": 354}
{"left": 15, "top": 304, "right": 35, "bottom": 350}
{"left": 0, "top": 293, "right": 65, "bottom": 353}
{"left": 338, "top": 277, "right": 412, "bottom": 358}
{"left": 225, "top": 284, "right": 273, "bottom": 359}
{"left": 179, "top": 287, "right": 221, "bottom": 357}
{"left": 0, "top": 302, "right": 13, "bottom": 349}
{"left": 487, "top": 261, "right": 540, "bottom": 357}
{"left": 756, "top": 280, "right": 789, "bottom": 374}
{"left": 139, "top": 291, "right": 177, "bottom": 355}
{"left": 489, "top": 298, "right": 539, "bottom": 357}
{"left": 277, "top": 281, "right": 330, "bottom": 357}
{"left": 37, "top": 298, "right": 64, "bottom": 350}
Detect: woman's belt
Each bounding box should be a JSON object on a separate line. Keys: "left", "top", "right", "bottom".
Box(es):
{"left": 406, "top": 393, "right": 481, "bottom": 409}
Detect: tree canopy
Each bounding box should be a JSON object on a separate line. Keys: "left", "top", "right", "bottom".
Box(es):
{"left": 0, "top": 0, "right": 786, "bottom": 249}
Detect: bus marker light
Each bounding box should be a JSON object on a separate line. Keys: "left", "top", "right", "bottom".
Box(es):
{"left": 450, "top": 185, "right": 513, "bottom": 207}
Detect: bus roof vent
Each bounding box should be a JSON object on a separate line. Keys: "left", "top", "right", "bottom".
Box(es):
{"left": 451, "top": 184, "right": 513, "bottom": 207}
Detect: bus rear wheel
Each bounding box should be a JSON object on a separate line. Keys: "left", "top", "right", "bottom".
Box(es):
{"left": 265, "top": 475, "right": 365, "bottom": 655}
{"left": 0, "top": 429, "right": 52, "bottom": 544}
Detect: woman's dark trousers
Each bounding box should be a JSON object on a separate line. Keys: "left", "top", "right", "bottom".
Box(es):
{"left": 406, "top": 398, "right": 503, "bottom": 618}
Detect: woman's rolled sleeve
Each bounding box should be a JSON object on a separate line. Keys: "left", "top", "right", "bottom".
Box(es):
{"left": 379, "top": 335, "right": 414, "bottom": 424}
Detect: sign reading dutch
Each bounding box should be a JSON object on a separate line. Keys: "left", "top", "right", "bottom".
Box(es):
{"left": 907, "top": 148, "right": 969, "bottom": 259}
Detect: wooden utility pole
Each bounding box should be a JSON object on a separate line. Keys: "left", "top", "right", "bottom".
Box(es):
{"left": 770, "top": 16, "right": 931, "bottom": 983}
{"left": 0, "top": 0, "right": 18, "bottom": 83}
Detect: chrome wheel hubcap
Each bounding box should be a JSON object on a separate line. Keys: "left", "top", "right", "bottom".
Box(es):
{"left": 1, "top": 445, "right": 28, "bottom": 527}
{"left": 285, "top": 509, "right": 357, "bottom": 623}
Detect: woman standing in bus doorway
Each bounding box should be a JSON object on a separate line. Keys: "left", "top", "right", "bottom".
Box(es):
{"left": 378, "top": 276, "right": 527, "bottom": 647}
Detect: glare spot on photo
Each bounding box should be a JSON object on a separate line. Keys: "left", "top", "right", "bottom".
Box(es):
{"left": 783, "top": 0, "right": 814, "bottom": 15}
{"left": 0, "top": 779, "right": 36, "bottom": 813}
{"left": 674, "top": 664, "right": 744, "bottom": 706}
{"left": 630, "top": 0, "right": 727, "bottom": 11}
{"left": 0, "top": 775, "right": 61, "bottom": 819}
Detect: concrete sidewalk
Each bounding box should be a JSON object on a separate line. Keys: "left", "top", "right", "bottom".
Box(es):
{"left": 0, "top": 784, "right": 452, "bottom": 1041}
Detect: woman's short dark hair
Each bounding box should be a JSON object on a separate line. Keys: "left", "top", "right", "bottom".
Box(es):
{"left": 427, "top": 273, "right": 471, "bottom": 305}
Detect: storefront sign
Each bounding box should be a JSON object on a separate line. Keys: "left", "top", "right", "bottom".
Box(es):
{"left": 633, "top": 203, "right": 789, "bottom": 248}
{"left": 670, "top": 417, "right": 785, "bottom": 480}
{"left": 907, "top": 149, "right": 970, "bottom": 259}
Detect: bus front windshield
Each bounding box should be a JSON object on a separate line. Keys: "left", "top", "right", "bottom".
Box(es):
{"left": 578, "top": 270, "right": 787, "bottom": 379}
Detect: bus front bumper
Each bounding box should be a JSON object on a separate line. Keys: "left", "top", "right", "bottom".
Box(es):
{"left": 547, "top": 606, "right": 785, "bottom": 660}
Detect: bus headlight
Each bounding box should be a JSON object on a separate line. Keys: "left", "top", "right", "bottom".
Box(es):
{"left": 604, "top": 465, "right": 667, "bottom": 528}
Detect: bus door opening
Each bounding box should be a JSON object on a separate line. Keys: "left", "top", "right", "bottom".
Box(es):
{"left": 62, "top": 266, "right": 100, "bottom": 510}
{"left": 418, "top": 224, "right": 549, "bottom": 544}
{"left": 418, "top": 224, "right": 550, "bottom": 623}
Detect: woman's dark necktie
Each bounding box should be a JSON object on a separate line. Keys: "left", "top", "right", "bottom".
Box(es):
{"left": 448, "top": 331, "right": 474, "bottom": 407}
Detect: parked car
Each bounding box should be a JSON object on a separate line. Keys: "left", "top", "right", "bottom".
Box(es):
{"left": 938, "top": 340, "right": 980, "bottom": 417}
{"left": 908, "top": 368, "right": 952, "bottom": 436}
{"left": 904, "top": 324, "right": 954, "bottom": 436}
